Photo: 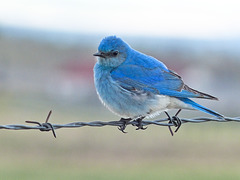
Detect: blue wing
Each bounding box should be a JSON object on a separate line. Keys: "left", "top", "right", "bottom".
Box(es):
{"left": 111, "top": 52, "right": 217, "bottom": 100}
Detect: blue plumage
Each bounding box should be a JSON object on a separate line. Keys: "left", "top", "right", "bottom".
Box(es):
{"left": 93, "top": 36, "right": 223, "bottom": 122}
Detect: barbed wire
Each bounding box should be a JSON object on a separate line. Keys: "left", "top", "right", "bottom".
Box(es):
{"left": 0, "top": 110, "right": 239, "bottom": 138}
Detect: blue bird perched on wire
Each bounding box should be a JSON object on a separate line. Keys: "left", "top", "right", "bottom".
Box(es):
{"left": 93, "top": 36, "right": 223, "bottom": 134}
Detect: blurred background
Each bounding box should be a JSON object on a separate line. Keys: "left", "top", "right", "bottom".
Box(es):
{"left": 0, "top": 0, "right": 240, "bottom": 179}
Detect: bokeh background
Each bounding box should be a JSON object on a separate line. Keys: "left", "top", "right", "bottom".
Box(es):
{"left": 0, "top": 0, "right": 240, "bottom": 179}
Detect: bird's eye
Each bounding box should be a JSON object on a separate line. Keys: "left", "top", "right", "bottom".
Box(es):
{"left": 112, "top": 50, "right": 119, "bottom": 56}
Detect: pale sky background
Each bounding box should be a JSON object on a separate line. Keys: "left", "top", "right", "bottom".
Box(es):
{"left": 0, "top": 0, "right": 240, "bottom": 39}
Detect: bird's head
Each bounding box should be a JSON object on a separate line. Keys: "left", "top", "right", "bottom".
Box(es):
{"left": 93, "top": 36, "right": 130, "bottom": 68}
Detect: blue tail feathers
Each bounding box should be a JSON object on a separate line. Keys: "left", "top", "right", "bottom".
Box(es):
{"left": 179, "top": 98, "right": 223, "bottom": 118}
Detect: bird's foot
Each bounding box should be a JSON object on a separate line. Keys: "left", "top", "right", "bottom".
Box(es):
{"left": 118, "top": 118, "right": 132, "bottom": 133}
{"left": 133, "top": 116, "right": 147, "bottom": 130}
{"left": 165, "top": 109, "right": 182, "bottom": 136}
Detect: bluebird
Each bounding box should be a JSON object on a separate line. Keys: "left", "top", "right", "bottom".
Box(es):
{"left": 93, "top": 36, "right": 223, "bottom": 133}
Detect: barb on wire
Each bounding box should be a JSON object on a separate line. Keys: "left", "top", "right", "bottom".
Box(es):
{"left": 26, "top": 110, "right": 56, "bottom": 138}
{"left": 0, "top": 110, "right": 239, "bottom": 138}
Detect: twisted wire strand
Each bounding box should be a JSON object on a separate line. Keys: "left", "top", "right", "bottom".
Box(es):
{"left": 0, "top": 111, "right": 239, "bottom": 137}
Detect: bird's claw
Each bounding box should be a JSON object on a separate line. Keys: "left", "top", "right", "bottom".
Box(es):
{"left": 133, "top": 117, "right": 147, "bottom": 130}
{"left": 135, "top": 125, "right": 147, "bottom": 130}
{"left": 118, "top": 117, "right": 147, "bottom": 132}
{"left": 118, "top": 125, "right": 127, "bottom": 133}
{"left": 118, "top": 118, "right": 131, "bottom": 133}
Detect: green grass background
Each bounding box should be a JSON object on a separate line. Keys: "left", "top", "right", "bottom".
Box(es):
{"left": 1, "top": 94, "right": 240, "bottom": 180}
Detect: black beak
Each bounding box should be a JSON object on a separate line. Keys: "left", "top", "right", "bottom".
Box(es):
{"left": 93, "top": 52, "right": 105, "bottom": 58}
